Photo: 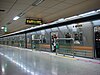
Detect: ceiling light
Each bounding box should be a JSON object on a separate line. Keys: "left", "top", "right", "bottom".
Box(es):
{"left": 65, "top": 16, "right": 79, "bottom": 21}
{"left": 13, "top": 16, "right": 20, "bottom": 20}
{"left": 97, "top": 9, "right": 100, "bottom": 12}
{"left": 78, "top": 11, "right": 98, "bottom": 17}
{"left": 1, "top": 27, "right": 4, "bottom": 29}
{"left": 32, "top": 0, "right": 44, "bottom": 6}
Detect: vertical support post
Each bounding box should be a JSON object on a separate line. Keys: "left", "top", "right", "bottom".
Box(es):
{"left": 25, "top": 33, "right": 27, "bottom": 48}
{"left": 72, "top": 39, "right": 74, "bottom": 58}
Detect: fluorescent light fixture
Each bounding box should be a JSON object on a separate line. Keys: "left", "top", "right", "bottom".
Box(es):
{"left": 65, "top": 16, "right": 79, "bottom": 21}
{"left": 92, "top": 20, "right": 100, "bottom": 26}
{"left": 32, "top": 0, "right": 44, "bottom": 6}
{"left": 97, "top": 9, "right": 100, "bottom": 12}
{"left": 35, "top": 0, "right": 44, "bottom": 5}
{"left": 13, "top": 16, "right": 20, "bottom": 20}
{"left": 1, "top": 27, "right": 4, "bottom": 29}
{"left": 57, "top": 18, "right": 65, "bottom": 23}
{"left": 78, "top": 11, "right": 98, "bottom": 17}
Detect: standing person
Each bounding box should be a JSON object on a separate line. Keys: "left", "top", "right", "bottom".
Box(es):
{"left": 74, "top": 34, "right": 79, "bottom": 40}
{"left": 51, "top": 35, "right": 54, "bottom": 52}
{"left": 65, "top": 33, "right": 71, "bottom": 43}
{"left": 95, "top": 31, "right": 100, "bottom": 58}
{"left": 53, "top": 34, "right": 57, "bottom": 52}
{"left": 65, "top": 33, "right": 71, "bottom": 38}
{"left": 79, "top": 33, "right": 83, "bottom": 45}
{"left": 74, "top": 33, "right": 80, "bottom": 44}
{"left": 51, "top": 34, "right": 57, "bottom": 52}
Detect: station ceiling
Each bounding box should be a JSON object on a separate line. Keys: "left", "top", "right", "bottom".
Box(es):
{"left": 0, "top": 0, "right": 100, "bottom": 35}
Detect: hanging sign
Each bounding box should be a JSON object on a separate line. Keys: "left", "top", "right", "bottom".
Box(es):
{"left": 26, "top": 19, "right": 43, "bottom": 25}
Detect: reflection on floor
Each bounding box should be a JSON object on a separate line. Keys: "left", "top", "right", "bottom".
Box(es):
{"left": 0, "top": 45, "right": 100, "bottom": 75}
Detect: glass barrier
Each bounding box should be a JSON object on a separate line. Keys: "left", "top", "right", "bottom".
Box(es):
{"left": 32, "top": 39, "right": 40, "bottom": 50}
{"left": 56, "top": 38, "right": 74, "bottom": 57}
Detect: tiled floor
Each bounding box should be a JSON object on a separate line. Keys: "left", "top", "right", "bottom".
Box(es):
{"left": 0, "top": 45, "right": 100, "bottom": 75}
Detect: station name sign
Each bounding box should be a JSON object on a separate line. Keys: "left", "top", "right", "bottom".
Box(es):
{"left": 26, "top": 19, "right": 43, "bottom": 25}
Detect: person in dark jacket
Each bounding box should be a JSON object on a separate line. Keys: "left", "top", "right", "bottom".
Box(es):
{"left": 65, "top": 33, "right": 71, "bottom": 43}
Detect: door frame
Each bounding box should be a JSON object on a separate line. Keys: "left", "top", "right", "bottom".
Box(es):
{"left": 93, "top": 26, "right": 100, "bottom": 58}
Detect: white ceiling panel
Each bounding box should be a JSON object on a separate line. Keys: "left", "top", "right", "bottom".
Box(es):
{"left": 0, "top": 2, "right": 13, "bottom": 9}
{"left": 0, "top": 0, "right": 16, "bottom": 13}
{"left": 37, "top": 0, "right": 62, "bottom": 8}
{"left": 17, "top": 0, "right": 35, "bottom": 5}
{"left": 0, "top": 0, "right": 100, "bottom": 35}
{"left": 0, "top": 0, "right": 37, "bottom": 26}
{"left": 44, "top": 0, "right": 100, "bottom": 21}
{"left": 63, "top": 0, "right": 87, "bottom": 4}
{"left": 55, "top": 0, "right": 65, "bottom": 2}
{"left": 7, "top": 18, "right": 31, "bottom": 32}
{"left": 25, "top": 6, "right": 47, "bottom": 18}
{"left": 0, "top": 0, "right": 15, "bottom": 3}
{"left": 42, "top": 2, "right": 73, "bottom": 14}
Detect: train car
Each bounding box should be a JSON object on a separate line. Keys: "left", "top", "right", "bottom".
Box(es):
{"left": 25, "top": 22, "right": 93, "bottom": 57}
{"left": 0, "top": 13, "right": 100, "bottom": 58}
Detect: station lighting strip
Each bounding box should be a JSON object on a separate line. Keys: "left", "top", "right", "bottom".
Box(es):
{"left": 1, "top": 8, "right": 100, "bottom": 32}
{"left": 65, "top": 9, "right": 100, "bottom": 21}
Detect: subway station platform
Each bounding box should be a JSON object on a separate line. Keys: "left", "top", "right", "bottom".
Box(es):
{"left": 0, "top": 45, "right": 100, "bottom": 75}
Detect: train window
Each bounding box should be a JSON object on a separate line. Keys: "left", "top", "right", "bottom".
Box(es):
{"left": 40, "top": 35, "right": 46, "bottom": 43}
{"left": 58, "top": 26, "right": 68, "bottom": 38}
{"left": 51, "top": 27, "right": 58, "bottom": 32}
{"left": 45, "top": 29, "right": 51, "bottom": 43}
{"left": 64, "top": 24, "right": 83, "bottom": 45}
{"left": 94, "top": 26, "right": 100, "bottom": 32}
{"left": 41, "top": 30, "right": 45, "bottom": 35}
{"left": 92, "top": 20, "right": 100, "bottom": 26}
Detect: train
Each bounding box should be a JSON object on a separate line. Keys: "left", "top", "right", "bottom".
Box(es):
{"left": 0, "top": 13, "right": 100, "bottom": 58}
